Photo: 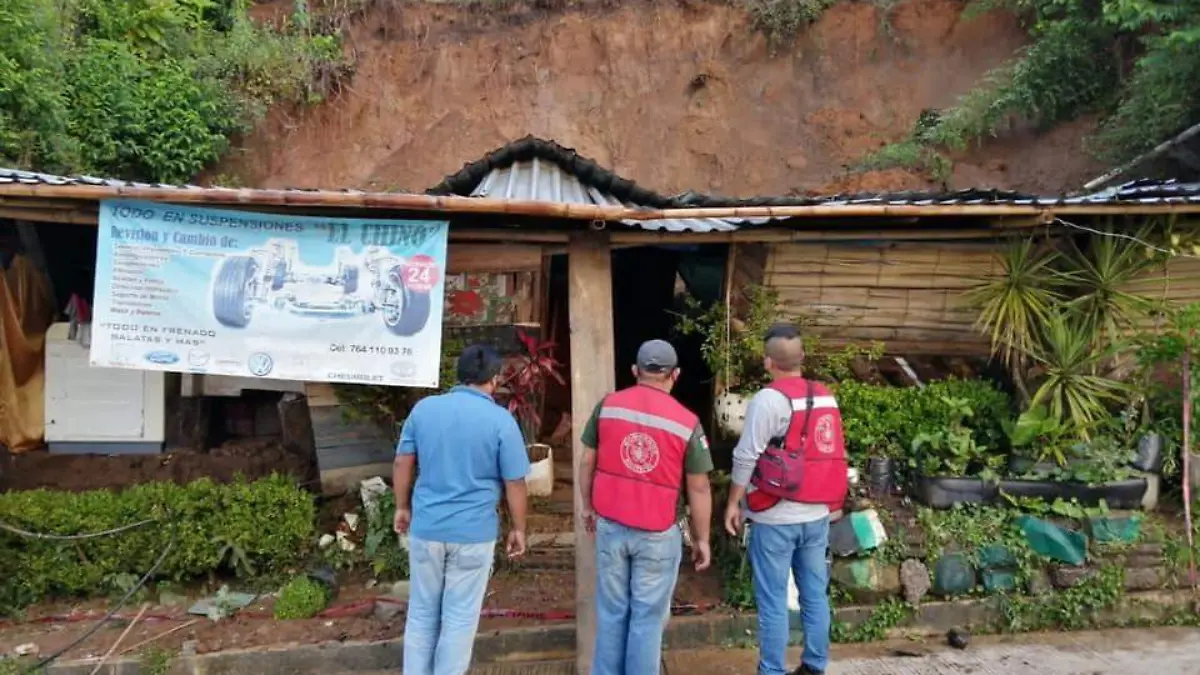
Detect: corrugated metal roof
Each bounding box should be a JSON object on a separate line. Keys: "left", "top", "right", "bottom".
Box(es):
{"left": 469, "top": 158, "right": 775, "bottom": 233}
{"left": 0, "top": 167, "right": 357, "bottom": 195}
{"left": 5, "top": 135, "right": 1200, "bottom": 232}
{"left": 429, "top": 136, "right": 1200, "bottom": 222}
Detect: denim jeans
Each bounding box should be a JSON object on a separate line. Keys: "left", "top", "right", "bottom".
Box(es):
{"left": 748, "top": 518, "right": 831, "bottom": 675}
{"left": 403, "top": 535, "right": 495, "bottom": 675}
{"left": 593, "top": 517, "right": 682, "bottom": 675}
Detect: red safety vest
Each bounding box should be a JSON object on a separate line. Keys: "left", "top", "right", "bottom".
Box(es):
{"left": 592, "top": 385, "right": 698, "bottom": 532}
{"left": 747, "top": 378, "right": 848, "bottom": 514}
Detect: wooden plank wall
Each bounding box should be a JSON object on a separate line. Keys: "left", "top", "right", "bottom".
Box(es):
{"left": 763, "top": 240, "right": 1005, "bottom": 355}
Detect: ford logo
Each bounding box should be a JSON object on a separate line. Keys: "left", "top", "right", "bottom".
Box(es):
{"left": 144, "top": 350, "right": 179, "bottom": 365}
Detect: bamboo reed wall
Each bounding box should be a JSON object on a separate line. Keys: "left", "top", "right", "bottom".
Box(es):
{"left": 762, "top": 240, "right": 1006, "bottom": 355}
{"left": 1122, "top": 255, "right": 1200, "bottom": 328}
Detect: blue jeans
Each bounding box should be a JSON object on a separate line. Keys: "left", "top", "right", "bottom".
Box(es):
{"left": 748, "top": 518, "right": 831, "bottom": 675}
{"left": 593, "top": 517, "right": 682, "bottom": 675}
{"left": 403, "top": 536, "right": 494, "bottom": 675}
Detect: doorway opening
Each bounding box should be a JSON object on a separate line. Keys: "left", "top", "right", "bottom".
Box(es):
{"left": 611, "top": 244, "right": 729, "bottom": 448}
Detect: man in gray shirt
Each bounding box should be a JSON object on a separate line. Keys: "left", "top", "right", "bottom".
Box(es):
{"left": 723, "top": 324, "right": 835, "bottom": 675}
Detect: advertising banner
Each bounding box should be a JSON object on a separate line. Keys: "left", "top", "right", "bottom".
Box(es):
{"left": 91, "top": 199, "right": 449, "bottom": 387}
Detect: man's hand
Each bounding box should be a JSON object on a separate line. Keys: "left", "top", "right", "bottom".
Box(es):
{"left": 393, "top": 507, "right": 411, "bottom": 535}
{"left": 506, "top": 529, "right": 526, "bottom": 558}
{"left": 581, "top": 508, "right": 597, "bottom": 536}
{"left": 691, "top": 539, "right": 711, "bottom": 571}
{"left": 723, "top": 503, "right": 743, "bottom": 537}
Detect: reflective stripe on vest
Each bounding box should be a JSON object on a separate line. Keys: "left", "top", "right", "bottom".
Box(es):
{"left": 747, "top": 378, "right": 848, "bottom": 514}
{"left": 789, "top": 396, "right": 839, "bottom": 412}
{"left": 598, "top": 406, "right": 694, "bottom": 443}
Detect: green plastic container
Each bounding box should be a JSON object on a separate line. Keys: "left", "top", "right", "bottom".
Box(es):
{"left": 1087, "top": 514, "right": 1143, "bottom": 543}
{"left": 931, "top": 553, "right": 976, "bottom": 597}
{"left": 1017, "top": 515, "right": 1088, "bottom": 566}
{"left": 828, "top": 509, "right": 888, "bottom": 557}
{"left": 982, "top": 569, "right": 1018, "bottom": 594}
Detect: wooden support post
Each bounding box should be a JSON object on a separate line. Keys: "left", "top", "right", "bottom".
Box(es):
{"left": 568, "top": 232, "right": 614, "bottom": 675}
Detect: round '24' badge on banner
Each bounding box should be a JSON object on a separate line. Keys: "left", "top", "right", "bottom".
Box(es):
{"left": 402, "top": 254, "right": 441, "bottom": 293}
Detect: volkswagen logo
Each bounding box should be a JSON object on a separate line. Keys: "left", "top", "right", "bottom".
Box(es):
{"left": 248, "top": 352, "right": 274, "bottom": 377}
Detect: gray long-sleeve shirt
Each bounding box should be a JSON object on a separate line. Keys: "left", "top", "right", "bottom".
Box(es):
{"left": 731, "top": 388, "right": 829, "bottom": 525}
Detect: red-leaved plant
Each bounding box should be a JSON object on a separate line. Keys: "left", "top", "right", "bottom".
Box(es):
{"left": 498, "top": 330, "right": 566, "bottom": 444}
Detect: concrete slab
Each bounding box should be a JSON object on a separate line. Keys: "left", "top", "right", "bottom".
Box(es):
{"left": 662, "top": 627, "right": 1200, "bottom": 674}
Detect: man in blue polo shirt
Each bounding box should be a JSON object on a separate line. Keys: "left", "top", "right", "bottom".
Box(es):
{"left": 393, "top": 344, "right": 530, "bottom": 675}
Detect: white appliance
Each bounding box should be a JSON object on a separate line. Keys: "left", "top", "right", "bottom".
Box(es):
{"left": 44, "top": 322, "right": 165, "bottom": 454}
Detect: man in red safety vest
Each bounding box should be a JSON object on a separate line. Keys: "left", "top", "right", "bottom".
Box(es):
{"left": 723, "top": 323, "right": 848, "bottom": 675}
{"left": 578, "top": 339, "right": 714, "bottom": 675}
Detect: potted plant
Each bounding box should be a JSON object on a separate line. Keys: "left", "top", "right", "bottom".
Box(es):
{"left": 673, "top": 286, "right": 783, "bottom": 437}
{"left": 909, "top": 396, "right": 1004, "bottom": 508}
{"left": 1003, "top": 405, "right": 1080, "bottom": 475}
{"left": 999, "top": 408, "right": 1148, "bottom": 509}
{"left": 863, "top": 436, "right": 902, "bottom": 496}
{"left": 837, "top": 381, "right": 905, "bottom": 494}
{"left": 498, "top": 329, "right": 565, "bottom": 497}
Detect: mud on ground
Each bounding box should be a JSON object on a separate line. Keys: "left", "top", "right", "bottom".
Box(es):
{"left": 0, "top": 439, "right": 313, "bottom": 493}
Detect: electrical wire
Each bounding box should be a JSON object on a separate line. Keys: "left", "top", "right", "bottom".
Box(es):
{"left": 1052, "top": 217, "right": 1200, "bottom": 259}
{"left": 17, "top": 525, "right": 175, "bottom": 675}
{"left": 0, "top": 518, "right": 155, "bottom": 541}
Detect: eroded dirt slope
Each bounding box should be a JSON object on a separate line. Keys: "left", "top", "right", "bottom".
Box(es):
{"left": 228, "top": 0, "right": 1104, "bottom": 196}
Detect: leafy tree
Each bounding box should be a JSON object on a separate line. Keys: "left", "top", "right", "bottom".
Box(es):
{"left": 0, "top": 0, "right": 349, "bottom": 183}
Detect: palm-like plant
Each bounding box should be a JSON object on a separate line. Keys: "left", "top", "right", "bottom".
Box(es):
{"left": 1064, "top": 225, "right": 1158, "bottom": 343}
{"left": 964, "top": 239, "right": 1067, "bottom": 365}
{"left": 963, "top": 239, "right": 1067, "bottom": 404}
{"left": 1027, "top": 312, "right": 1129, "bottom": 435}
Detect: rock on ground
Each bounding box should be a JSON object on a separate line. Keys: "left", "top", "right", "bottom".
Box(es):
{"left": 899, "top": 559, "right": 931, "bottom": 605}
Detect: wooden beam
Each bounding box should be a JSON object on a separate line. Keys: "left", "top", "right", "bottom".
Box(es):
{"left": 4, "top": 181, "right": 1200, "bottom": 221}
{"left": 448, "top": 230, "right": 569, "bottom": 243}
{"left": 446, "top": 243, "right": 544, "bottom": 273}
{"left": 605, "top": 227, "right": 1024, "bottom": 245}
{"left": 568, "top": 231, "right": 614, "bottom": 675}
{"left": 0, "top": 206, "right": 98, "bottom": 225}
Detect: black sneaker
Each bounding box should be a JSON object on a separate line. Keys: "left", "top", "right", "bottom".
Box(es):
{"left": 791, "top": 665, "right": 824, "bottom": 675}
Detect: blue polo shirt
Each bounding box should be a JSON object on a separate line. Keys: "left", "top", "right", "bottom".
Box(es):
{"left": 397, "top": 386, "right": 530, "bottom": 544}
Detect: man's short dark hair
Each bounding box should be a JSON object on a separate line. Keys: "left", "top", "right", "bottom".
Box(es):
{"left": 457, "top": 344, "right": 503, "bottom": 385}
{"left": 764, "top": 323, "right": 800, "bottom": 342}
{"left": 764, "top": 323, "right": 805, "bottom": 372}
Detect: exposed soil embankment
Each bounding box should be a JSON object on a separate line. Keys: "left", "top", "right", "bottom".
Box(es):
{"left": 229, "top": 0, "right": 1104, "bottom": 195}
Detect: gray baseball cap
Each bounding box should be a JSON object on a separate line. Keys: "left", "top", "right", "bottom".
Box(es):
{"left": 636, "top": 339, "right": 678, "bottom": 373}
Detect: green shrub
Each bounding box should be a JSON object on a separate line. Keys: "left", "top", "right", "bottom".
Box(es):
{"left": 0, "top": 475, "right": 315, "bottom": 614}
{"left": 0, "top": 0, "right": 350, "bottom": 182}
{"left": 273, "top": 575, "right": 329, "bottom": 620}
{"left": 66, "top": 38, "right": 241, "bottom": 183}
{"left": 836, "top": 378, "right": 1012, "bottom": 462}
